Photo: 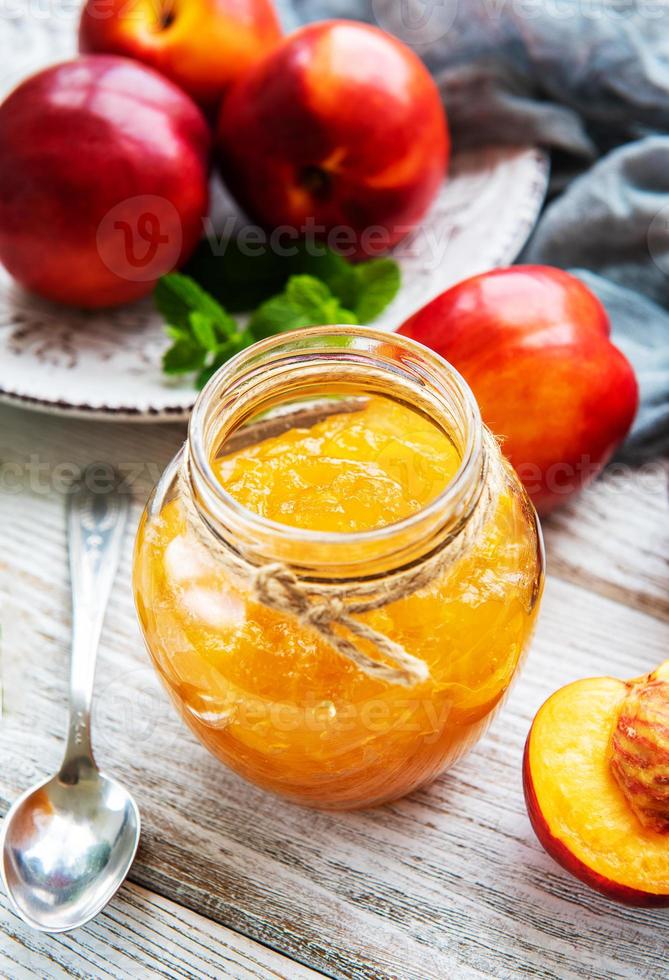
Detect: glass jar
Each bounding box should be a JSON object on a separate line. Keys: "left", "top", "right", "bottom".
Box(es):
{"left": 133, "top": 327, "right": 544, "bottom": 809}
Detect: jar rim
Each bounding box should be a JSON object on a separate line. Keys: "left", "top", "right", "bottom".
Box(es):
{"left": 187, "top": 325, "right": 484, "bottom": 568}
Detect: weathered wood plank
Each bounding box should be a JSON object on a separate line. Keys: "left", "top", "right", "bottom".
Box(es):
{"left": 543, "top": 459, "right": 669, "bottom": 621}
{"left": 2, "top": 403, "right": 669, "bottom": 979}
{"left": 1, "top": 882, "right": 318, "bottom": 979}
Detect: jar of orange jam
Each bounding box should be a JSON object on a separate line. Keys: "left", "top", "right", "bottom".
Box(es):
{"left": 133, "top": 327, "right": 544, "bottom": 809}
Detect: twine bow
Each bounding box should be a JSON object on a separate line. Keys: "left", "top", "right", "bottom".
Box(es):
{"left": 177, "top": 419, "right": 503, "bottom": 688}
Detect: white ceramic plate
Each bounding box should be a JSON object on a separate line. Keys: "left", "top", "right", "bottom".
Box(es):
{"left": 0, "top": 6, "right": 549, "bottom": 421}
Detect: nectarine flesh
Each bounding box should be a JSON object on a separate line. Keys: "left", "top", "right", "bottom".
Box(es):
{"left": 524, "top": 670, "right": 669, "bottom": 906}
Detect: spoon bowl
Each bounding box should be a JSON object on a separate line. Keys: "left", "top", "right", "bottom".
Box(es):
{"left": 1, "top": 767, "right": 140, "bottom": 933}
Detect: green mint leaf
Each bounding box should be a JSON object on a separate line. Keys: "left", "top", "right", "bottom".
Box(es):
{"left": 326, "top": 300, "right": 358, "bottom": 325}
{"left": 285, "top": 275, "right": 357, "bottom": 325}
{"left": 248, "top": 294, "right": 314, "bottom": 339}
{"left": 157, "top": 273, "right": 242, "bottom": 383}
{"left": 183, "top": 238, "right": 292, "bottom": 312}
{"left": 249, "top": 275, "right": 358, "bottom": 340}
{"left": 162, "top": 338, "right": 207, "bottom": 375}
{"left": 155, "top": 272, "right": 233, "bottom": 332}
{"left": 284, "top": 274, "right": 332, "bottom": 311}
{"left": 189, "top": 311, "right": 218, "bottom": 352}
{"left": 216, "top": 329, "right": 255, "bottom": 361}
{"left": 155, "top": 277, "right": 192, "bottom": 331}
{"left": 165, "top": 324, "right": 191, "bottom": 343}
{"left": 209, "top": 307, "right": 239, "bottom": 343}
{"left": 296, "top": 248, "right": 357, "bottom": 301}
{"left": 352, "top": 258, "right": 401, "bottom": 322}
{"left": 321, "top": 264, "right": 359, "bottom": 310}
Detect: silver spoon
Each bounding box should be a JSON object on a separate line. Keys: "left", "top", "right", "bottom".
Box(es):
{"left": 1, "top": 468, "right": 140, "bottom": 933}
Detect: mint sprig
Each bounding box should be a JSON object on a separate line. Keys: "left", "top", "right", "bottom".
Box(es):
{"left": 156, "top": 273, "right": 251, "bottom": 385}
{"left": 156, "top": 247, "right": 401, "bottom": 389}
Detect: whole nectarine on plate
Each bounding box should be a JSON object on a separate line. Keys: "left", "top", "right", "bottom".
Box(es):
{"left": 79, "top": 0, "right": 282, "bottom": 111}
{"left": 399, "top": 266, "right": 638, "bottom": 514}
{"left": 524, "top": 661, "right": 669, "bottom": 906}
{"left": 0, "top": 56, "right": 210, "bottom": 309}
{"left": 217, "top": 20, "right": 449, "bottom": 258}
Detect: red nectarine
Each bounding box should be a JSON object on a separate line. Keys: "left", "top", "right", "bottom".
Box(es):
{"left": 0, "top": 56, "right": 210, "bottom": 309}
{"left": 399, "top": 266, "right": 638, "bottom": 514}
{"left": 79, "top": 0, "right": 282, "bottom": 111}
{"left": 217, "top": 20, "right": 449, "bottom": 258}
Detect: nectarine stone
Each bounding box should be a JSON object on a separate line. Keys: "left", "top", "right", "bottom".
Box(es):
{"left": 610, "top": 676, "right": 669, "bottom": 834}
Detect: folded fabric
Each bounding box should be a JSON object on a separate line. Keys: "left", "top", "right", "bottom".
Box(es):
{"left": 276, "top": 0, "right": 669, "bottom": 459}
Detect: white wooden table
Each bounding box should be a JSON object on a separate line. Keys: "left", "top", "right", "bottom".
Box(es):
{"left": 1, "top": 402, "right": 668, "bottom": 979}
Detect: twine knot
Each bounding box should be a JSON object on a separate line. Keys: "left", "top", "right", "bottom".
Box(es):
{"left": 254, "top": 564, "right": 345, "bottom": 629}
{"left": 251, "top": 563, "right": 428, "bottom": 685}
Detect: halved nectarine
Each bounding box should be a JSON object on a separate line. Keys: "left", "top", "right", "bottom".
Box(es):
{"left": 524, "top": 661, "right": 669, "bottom": 906}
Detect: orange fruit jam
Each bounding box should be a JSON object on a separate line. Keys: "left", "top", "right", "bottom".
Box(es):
{"left": 134, "top": 397, "right": 543, "bottom": 808}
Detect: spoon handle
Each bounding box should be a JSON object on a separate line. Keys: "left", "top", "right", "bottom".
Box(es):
{"left": 61, "top": 468, "right": 129, "bottom": 780}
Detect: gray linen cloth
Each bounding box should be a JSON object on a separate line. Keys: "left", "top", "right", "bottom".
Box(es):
{"left": 276, "top": 0, "right": 669, "bottom": 460}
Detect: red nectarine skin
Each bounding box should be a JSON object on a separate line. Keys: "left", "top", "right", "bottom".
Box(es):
{"left": 217, "top": 20, "right": 449, "bottom": 257}
{"left": 399, "top": 266, "right": 638, "bottom": 513}
{"left": 0, "top": 56, "right": 210, "bottom": 308}
{"left": 79, "top": 0, "right": 282, "bottom": 111}
{"left": 523, "top": 677, "right": 669, "bottom": 907}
